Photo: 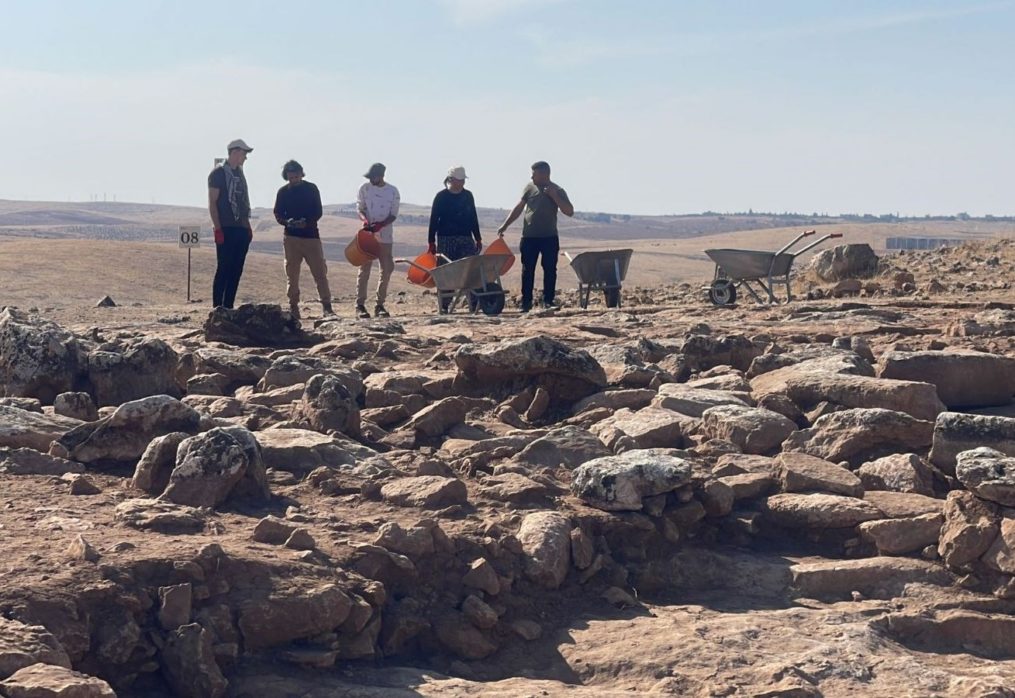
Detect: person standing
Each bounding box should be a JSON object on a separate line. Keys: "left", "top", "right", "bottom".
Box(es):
{"left": 427, "top": 165, "right": 482, "bottom": 261}
{"left": 497, "top": 161, "right": 574, "bottom": 312}
{"left": 208, "top": 139, "right": 255, "bottom": 308}
{"left": 355, "top": 163, "right": 400, "bottom": 318}
{"left": 273, "top": 160, "right": 333, "bottom": 319}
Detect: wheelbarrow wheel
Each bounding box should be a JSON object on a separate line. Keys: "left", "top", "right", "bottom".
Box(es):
{"left": 468, "top": 283, "right": 506, "bottom": 316}
{"left": 708, "top": 279, "right": 737, "bottom": 306}
{"left": 604, "top": 287, "right": 621, "bottom": 308}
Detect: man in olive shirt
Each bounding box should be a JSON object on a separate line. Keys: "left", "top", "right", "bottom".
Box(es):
{"left": 497, "top": 161, "right": 574, "bottom": 312}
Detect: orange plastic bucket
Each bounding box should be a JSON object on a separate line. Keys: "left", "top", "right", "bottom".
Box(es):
{"left": 407, "top": 251, "right": 437, "bottom": 288}
{"left": 484, "top": 237, "right": 516, "bottom": 274}
{"left": 344, "top": 229, "right": 380, "bottom": 266}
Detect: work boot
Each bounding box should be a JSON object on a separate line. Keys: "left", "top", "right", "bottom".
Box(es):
{"left": 356, "top": 304, "right": 371, "bottom": 319}
{"left": 322, "top": 302, "right": 335, "bottom": 316}
{"left": 289, "top": 303, "right": 301, "bottom": 320}
{"left": 374, "top": 304, "right": 390, "bottom": 318}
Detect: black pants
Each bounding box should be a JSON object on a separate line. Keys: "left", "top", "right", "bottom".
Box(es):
{"left": 213, "top": 226, "right": 251, "bottom": 308}
{"left": 520, "top": 235, "right": 559, "bottom": 306}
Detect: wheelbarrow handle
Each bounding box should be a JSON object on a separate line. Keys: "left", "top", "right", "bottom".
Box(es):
{"left": 394, "top": 258, "right": 432, "bottom": 273}
{"left": 802, "top": 229, "right": 816, "bottom": 236}
{"left": 828, "top": 232, "right": 843, "bottom": 238}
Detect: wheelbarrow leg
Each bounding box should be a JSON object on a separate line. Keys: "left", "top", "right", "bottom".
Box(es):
{"left": 742, "top": 280, "right": 765, "bottom": 304}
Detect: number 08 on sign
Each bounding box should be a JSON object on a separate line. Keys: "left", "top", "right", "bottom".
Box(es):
{"left": 179, "top": 226, "right": 201, "bottom": 248}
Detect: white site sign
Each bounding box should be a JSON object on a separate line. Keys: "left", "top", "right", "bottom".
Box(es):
{"left": 178, "top": 225, "right": 201, "bottom": 248}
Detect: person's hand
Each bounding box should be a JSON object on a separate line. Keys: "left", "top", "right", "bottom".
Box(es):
{"left": 543, "top": 182, "right": 560, "bottom": 200}
{"left": 496, "top": 225, "right": 506, "bottom": 237}
{"left": 427, "top": 242, "right": 437, "bottom": 255}
{"left": 214, "top": 228, "right": 224, "bottom": 244}
{"left": 474, "top": 239, "right": 483, "bottom": 254}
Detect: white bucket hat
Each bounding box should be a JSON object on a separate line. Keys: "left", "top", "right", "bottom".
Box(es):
{"left": 447, "top": 165, "right": 467, "bottom": 181}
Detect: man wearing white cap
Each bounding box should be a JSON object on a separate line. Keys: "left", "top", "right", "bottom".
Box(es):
{"left": 427, "top": 165, "right": 482, "bottom": 261}
{"left": 208, "top": 138, "right": 254, "bottom": 308}
{"left": 355, "top": 163, "right": 400, "bottom": 318}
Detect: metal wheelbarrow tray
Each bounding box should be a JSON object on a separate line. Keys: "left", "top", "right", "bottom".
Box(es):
{"left": 397, "top": 253, "right": 511, "bottom": 315}
{"left": 564, "top": 248, "right": 633, "bottom": 309}
{"left": 704, "top": 229, "right": 841, "bottom": 306}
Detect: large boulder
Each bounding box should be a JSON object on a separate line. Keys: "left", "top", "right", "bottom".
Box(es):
{"left": 183, "top": 347, "right": 272, "bottom": 391}
{"left": 52, "top": 395, "right": 201, "bottom": 465}
{"left": 570, "top": 449, "right": 692, "bottom": 511}
{"left": 511, "top": 426, "right": 610, "bottom": 470}
{"left": 937, "top": 491, "right": 1000, "bottom": 568}
{"left": 160, "top": 427, "right": 269, "bottom": 508}
{"left": 700, "top": 404, "right": 796, "bottom": 455}
{"left": 454, "top": 336, "right": 607, "bottom": 404}
{"left": 678, "top": 333, "right": 762, "bottom": 373}
{"left": 590, "top": 406, "right": 696, "bottom": 450}
{"left": 380, "top": 476, "right": 468, "bottom": 509}
{"left": 808, "top": 243, "right": 878, "bottom": 281}
{"left": 86, "top": 338, "right": 180, "bottom": 406}
{"left": 858, "top": 514, "right": 943, "bottom": 556}
{"left": 762, "top": 493, "right": 884, "bottom": 529}
{"left": 293, "top": 374, "right": 361, "bottom": 439}
{"left": 130, "top": 431, "right": 190, "bottom": 494}
{"left": 238, "top": 584, "right": 353, "bottom": 651}
{"left": 258, "top": 355, "right": 363, "bottom": 399}
{"left": 517, "top": 512, "right": 572, "bottom": 589}
{"left": 0, "top": 308, "right": 86, "bottom": 404}
{"left": 955, "top": 447, "right": 1015, "bottom": 507}
{"left": 652, "top": 384, "right": 749, "bottom": 418}
{"left": 0, "top": 406, "right": 81, "bottom": 452}
{"left": 203, "top": 303, "right": 321, "bottom": 348}
{"left": 777, "top": 452, "right": 863, "bottom": 497}
{"left": 929, "top": 412, "right": 1015, "bottom": 475}
{"left": 781, "top": 408, "right": 934, "bottom": 467}
{"left": 253, "top": 429, "right": 359, "bottom": 475}
{"left": 856, "top": 453, "right": 935, "bottom": 496}
{"left": 877, "top": 350, "right": 1015, "bottom": 409}
{"left": 750, "top": 365, "right": 944, "bottom": 421}
{"left": 0, "top": 618, "right": 72, "bottom": 680}
{"left": 0, "top": 663, "right": 115, "bottom": 698}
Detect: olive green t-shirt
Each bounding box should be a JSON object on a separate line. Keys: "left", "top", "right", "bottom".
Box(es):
{"left": 521, "top": 182, "right": 570, "bottom": 238}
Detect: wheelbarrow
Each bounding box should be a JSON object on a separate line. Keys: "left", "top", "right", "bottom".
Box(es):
{"left": 704, "top": 229, "right": 842, "bottom": 306}
{"left": 563, "top": 249, "right": 633, "bottom": 309}
{"left": 396, "top": 253, "right": 512, "bottom": 315}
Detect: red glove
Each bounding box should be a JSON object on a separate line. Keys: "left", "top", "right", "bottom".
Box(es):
{"left": 214, "top": 228, "right": 224, "bottom": 245}
{"left": 427, "top": 242, "right": 437, "bottom": 255}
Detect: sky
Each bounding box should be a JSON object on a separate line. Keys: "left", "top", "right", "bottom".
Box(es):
{"left": 1, "top": 0, "right": 1012, "bottom": 216}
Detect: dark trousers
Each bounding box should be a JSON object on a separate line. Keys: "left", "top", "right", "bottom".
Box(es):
{"left": 213, "top": 226, "right": 251, "bottom": 308}
{"left": 520, "top": 235, "right": 559, "bottom": 306}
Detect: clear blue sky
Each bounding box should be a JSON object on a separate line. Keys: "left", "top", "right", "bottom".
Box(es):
{"left": 1, "top": 0, "right": 1012, "bottom": 216}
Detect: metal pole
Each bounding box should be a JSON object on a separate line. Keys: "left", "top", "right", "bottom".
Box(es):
{"left": 187, "top": 248, "right": 192, "bottom": 302}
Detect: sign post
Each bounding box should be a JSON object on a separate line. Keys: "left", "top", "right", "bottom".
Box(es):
{"left": 178, "top": 225, "right": 201, "bottom": 302}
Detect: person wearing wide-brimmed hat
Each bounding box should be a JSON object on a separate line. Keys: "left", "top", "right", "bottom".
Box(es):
{"left": 355, "top": 163, "right": 399, "bottom": 318}
{"left": 208, "top": 138, "right": 255, "bottom": 308}
{"left": 427, "top": 165, "right": 482, "bottom": 262}
{"left": 273, "top": 160, "right": 333, "bottom": 320}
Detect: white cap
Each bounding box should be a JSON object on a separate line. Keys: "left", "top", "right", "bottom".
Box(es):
{"left": 447, "top": 165, "right": 467, "bottom": 181}
{"left": 227, "top": 138, "right": 253, "bottom": 153}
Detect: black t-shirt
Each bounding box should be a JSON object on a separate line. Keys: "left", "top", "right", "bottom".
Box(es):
{"left": 428, "top": 188, "right": 481, "bottom": 243}
{"left": 208, "top": 166, "right": 250, "bottom": 228}
{"left": 273, "top": 181, "right": 323, "bottom": 239}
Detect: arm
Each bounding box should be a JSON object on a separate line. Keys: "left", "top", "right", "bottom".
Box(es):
{"left": 469, "top": 192, "right": 482, "bottom": 242}
{"left": 545, "top": 183, "right": 574, "bottom": 217}
{"left": 273, "top": 189, "right": 286, "bottom": 225}
{"left": 428, "top": 192, "right": 441, "bottom": 244}
{"left": 309, "top": 184, "right": 323, "bottom": 223}
{"left": 208, "top": 188, "right": 222, "bottom": 230}
{"left": 497, "top": 200, "right": 526, "bottom": 236}
{"left": 356, "top": 184, "right": 369, "bottom": 225}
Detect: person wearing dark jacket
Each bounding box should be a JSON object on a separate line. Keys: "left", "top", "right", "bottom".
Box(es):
{"left": 208, "top": 138, "right": 254, "bottom": 308}
{"left": 273, "top": 160, "right": 333, "bottom": 319}
{"left": 428, "top": 165, "right": 482, "bottom": 262}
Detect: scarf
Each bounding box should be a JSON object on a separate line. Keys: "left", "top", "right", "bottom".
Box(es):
{"left": 221, "top": 164, "right": 250, "bottom": 222}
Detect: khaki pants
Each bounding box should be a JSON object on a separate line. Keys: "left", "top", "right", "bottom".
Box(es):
{"left": 283, "top": 235, "right": 332, "bottom": 306}
{"left": 356, "top": 242, "right": 394, "bottom": 306}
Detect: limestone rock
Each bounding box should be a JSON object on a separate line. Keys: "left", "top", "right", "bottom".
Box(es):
{"left": 808, "top": 243, "right": 879, "bottom": 281}
{"left": 651, "top": 384, "right": 749, "bottom": 418}
{"left": 0, "top": 448, "right": 83, "bottom": 476}
{"left": 259, "top": 355, "right": 363, "bottom": 399}
{"left": 0, "top": 618, "right": 72, "bottom": 680}
{"left": 791, "top": 557, "right": 952, "bottom": 600}
{"left": 511, "top": 426, "right": 610, "bottom": 470}
{"left": 405, "top": 397, "right": 466, "bottom": 437}
{"left": 203, "top": 303, "right": 321, "bottom": 348}
{"left": 455, "top": 336, "right": 607, "bottom": 403}
{"left": 0, "top": 308, "right": 86, "bottom": 404}
{"left": 114, "top": 498, "right": 209, "bottom": 534}
{"left": 573, "top": 388, "right": 656, "bottom": 414}
{"left": 982, "top": 515, "right": 1015, "bottom": 575}
{"left": 878, "top": 350, "right": 1015, "bottom": 409}
{"left": 0, "top": 663, "right": 115, "bottom": 698}
{"left": 937, "top": 490, "right": 1000, "bottom": 568}
{"left": 857, "top": 453, "right": 935, "bottom": 496}
{"left": 955, "top": 447, "right": 1015, "bottom": 506}
{"left": 252, "top": 516, "right": 300, "bottom": 545}
{"left": 294, "top": 374, "right": 361, "bottom": 439}
{"left": 434, "top": 612, "right": 497, "bottom": 660}
{"left": 517, "top": 511, "right": 572, "bottom": 589}
{"left": 238, "top": 584, "right": 352, "bottom": 650}
{"left": 161, "top": 623, "right": 228, "bottom": 698}
{"left": 462, "top": 558, "right": 500, "bottom": 596}
{"left": 777, "top": 452, "right": 864, "bottom": 497}
{"left": 0, "top": 406, "right": 81, "bottom": 453}
{"left": 131, "top": 431, "right": 189, "bottom": 495}
{"left": 701, "top": 404, "right": 796, "bottom": 455}
{"left": 374, "top": 522, "right": 434, "bottom": 558}
{"left": 571, "top": 449, "right": 692, "bottom": 511}
{"left": 86, "top": 337, "right": 180, "bottom": 406}
{"left": 858, "top": 513, "right": 943, "bottom": 555}
{"left": 781, "top": 408, "right": 934, "bottom": 466}
{"left": 591, "top": 406, "right": 697, "bottom": 450}
{"left": 762, "top": 493, "right": 883, "bottom": 529}
{"left": 51, "top": 393, "right": 97, "bottom": 422}
{"left": 160, "top": 427, "right": 268, "bottom": 508}
{"left": 253, "top": 428, "right": 359, "bottom": 475}
{"left": 928, "top": 412, "right": 1015, "bottom": 475}
{"left": 380, "top": 476, "right": 468, "bottom": 509}
{"left": 158, "top": 584, "right": 193, "bottom": 630}
{"left": 863, "top": 490, "right": 944, "bottom": 519}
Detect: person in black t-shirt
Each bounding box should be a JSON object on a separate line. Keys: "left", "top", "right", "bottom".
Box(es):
{"left": 427, "top": 165, "right": 482, "bottom": 262}
{"left": 207, "top": 138, "right": 254, "bottom": 308}
{"left": 273, "top": 160, "right": 333, "bottom": 319}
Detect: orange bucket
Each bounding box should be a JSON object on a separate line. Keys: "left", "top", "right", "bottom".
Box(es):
{"left": 407, "top": 251, "right": 437, "bottom": 288}
{"left": 484, "top": 237, "right": 516, "bottom": 274}
{"left": 344, "top": 229, "right": 380, "bottom": 266}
